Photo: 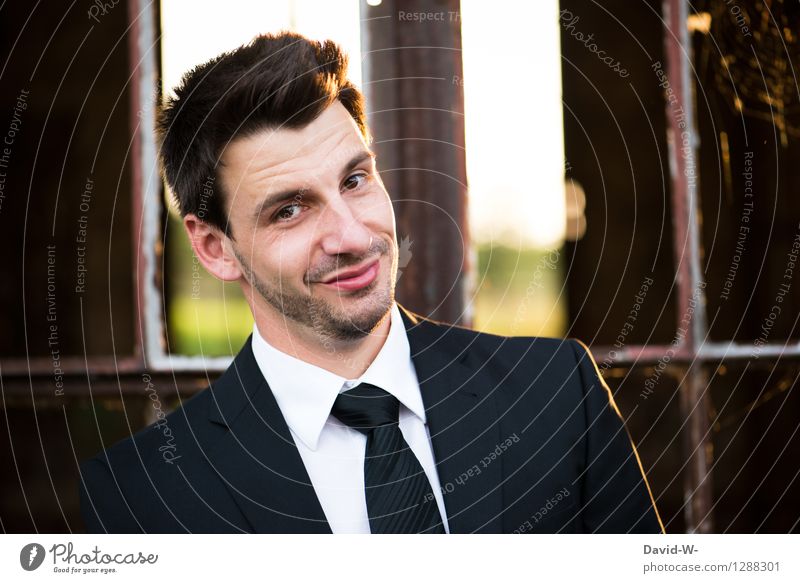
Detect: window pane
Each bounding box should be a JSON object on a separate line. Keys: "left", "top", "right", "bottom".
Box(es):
{"left": 0, "top": 2, "right": 134, "bottom": 359}
{"left": 708, "top": 359, "right": 800, "bottom": 532}
{"left": 461, "top": 0, "right": 567, "bottom": 336}
{"left": 692, "top": 1, "right": 800, "bottom": 344}
{"left": 605, "top": 365, "right": 687, "bottom": 534}
{"left": 559, "top": 0, "right": 678, "bottom": 346}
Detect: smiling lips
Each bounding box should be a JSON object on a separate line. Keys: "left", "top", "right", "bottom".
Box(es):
{"left": 319, "top": 259, "right": 379, "bottom": 291}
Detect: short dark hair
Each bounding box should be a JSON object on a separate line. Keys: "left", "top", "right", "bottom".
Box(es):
{"left": 156, "top": 31, "right": 368, "bottom": 236}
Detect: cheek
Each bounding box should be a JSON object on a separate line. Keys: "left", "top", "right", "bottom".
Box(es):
{"left": 363, "top": 190, "right": 394, "bottom": 228}
{"left": 265, "top": 233, "right": 315, "bottom": 280}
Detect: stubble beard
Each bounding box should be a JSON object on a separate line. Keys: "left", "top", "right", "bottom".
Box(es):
{"left": 232, "top": 239, "right": 397, "bottom": 342}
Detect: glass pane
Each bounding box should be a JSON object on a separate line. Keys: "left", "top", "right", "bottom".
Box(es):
{"left": 692, "top": 1, "right": 800, "bottom": 344}
{"left": 708, "top": 359, "right": 800, "bottom": 532}
{"left": 461, "top": 0, "right": 567, "bottom": 337}
{"left": 604, "top": 365, "right": 687, "bottom": 534}
{"left": 559, "top": 0, "right": 678, "bottom": 346}
{"left": 0, "top": 4, "right": 134, "bottom": 359}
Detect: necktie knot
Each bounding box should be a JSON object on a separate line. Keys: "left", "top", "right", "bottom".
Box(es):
{"left": 330, "top": 383, "right": 400, "bottom": 434}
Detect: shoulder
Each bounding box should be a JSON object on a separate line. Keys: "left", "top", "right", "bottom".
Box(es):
{"left": 408, "top": 306, "right": 585, "bottom": 369}
{"left": 85, "top": 383, "right": 213, "bottom": 470}
{"left": 81, "top": 336, "right": 262, "bottom": 474}
{"left": 77, "top": 361, "right": 239, "bottom": 532}
{"left": 400, "top": 304, "right": 597, "bottom": 403}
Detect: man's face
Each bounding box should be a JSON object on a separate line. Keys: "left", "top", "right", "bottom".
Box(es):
{"left": 218, "top": 101, "right": 398, "bottom": 342}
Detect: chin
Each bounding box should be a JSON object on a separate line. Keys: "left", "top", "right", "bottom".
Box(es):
{"left": 330, "top": 285, "right": 393, "bottom": 338}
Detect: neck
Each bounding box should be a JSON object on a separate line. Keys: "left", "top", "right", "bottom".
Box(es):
{"left": 252, "top": 305, "right": 394, "bottom": 379}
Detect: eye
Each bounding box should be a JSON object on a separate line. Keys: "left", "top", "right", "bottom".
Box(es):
{"left": 343, "top": 171, "right": 369, "bottom": 191}
{"left": 273, "top": 201, "right": 304, "bottom": 222}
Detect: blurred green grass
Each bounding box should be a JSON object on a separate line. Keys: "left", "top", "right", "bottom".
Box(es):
{"left": 168, "top": 295, "right": 253, "bottom": 356}
{"left": 472, "top": 243, "right": 566, "bottom": 338}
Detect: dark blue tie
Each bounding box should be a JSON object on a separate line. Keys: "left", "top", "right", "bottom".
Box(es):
{"left": 330, "top": 382, "right": 446, "bottom": 533}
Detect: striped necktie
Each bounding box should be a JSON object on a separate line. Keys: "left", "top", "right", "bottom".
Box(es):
{"left": 330, "top": 382, "right": 446, "bottom": 533}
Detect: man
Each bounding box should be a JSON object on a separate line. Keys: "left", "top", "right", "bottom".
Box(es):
{"left": 79, "top": 32, "right": 664, "bottom": 534}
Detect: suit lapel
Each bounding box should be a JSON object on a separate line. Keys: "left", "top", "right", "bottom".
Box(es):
{"left": 399, "top": 305, "right": 504, "bottom": 533}
{"left": 205, "top": 339, "right": 331, "bottom": 533}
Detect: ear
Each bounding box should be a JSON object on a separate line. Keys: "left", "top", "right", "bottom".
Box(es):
{"left": 183, "top": 214, "right": 242, "bottom": 282}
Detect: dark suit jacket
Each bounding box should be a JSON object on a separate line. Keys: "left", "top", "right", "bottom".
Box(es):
{"left": 79, "top": 303, "right": 664, "bottom": 533}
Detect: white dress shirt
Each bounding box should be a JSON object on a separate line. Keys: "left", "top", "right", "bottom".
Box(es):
{"left": 250, "top": 302, "right": 451, "bottom": 534}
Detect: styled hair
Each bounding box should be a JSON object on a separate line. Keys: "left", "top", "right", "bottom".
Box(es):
{"left": 156, "top": 31, "right": 368, "bottom": 236}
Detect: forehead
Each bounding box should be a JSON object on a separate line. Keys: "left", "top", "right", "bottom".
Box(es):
{"left": 219, "top": 101, "right": 368, "bottom": 190}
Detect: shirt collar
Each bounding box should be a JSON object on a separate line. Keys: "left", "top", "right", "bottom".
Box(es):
{"left": 250, "top": 302, "right": 426, "bottom": 451}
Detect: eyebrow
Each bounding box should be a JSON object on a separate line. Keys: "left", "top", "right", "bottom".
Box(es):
{"left": 252, "top": 149, "right": 376, "bottom": 221}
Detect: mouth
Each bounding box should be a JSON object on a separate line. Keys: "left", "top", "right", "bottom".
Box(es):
{"left": 319, "top": 259, "right": 380, "bottom": 292}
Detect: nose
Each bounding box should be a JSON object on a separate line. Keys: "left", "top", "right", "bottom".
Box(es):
{"left": 317, "top": 193, "right": 373, "bottom": 258}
